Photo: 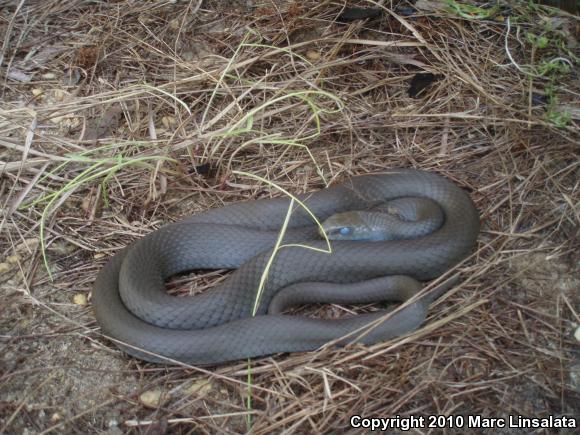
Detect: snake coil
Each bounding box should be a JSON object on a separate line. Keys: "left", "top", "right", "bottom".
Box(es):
{"left": 92, "top": 169, "right": 479, "bottom": 365}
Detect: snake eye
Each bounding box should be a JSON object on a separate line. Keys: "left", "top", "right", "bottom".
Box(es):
{"left": 339, "top": 227, "right": 352, "bottom": 236}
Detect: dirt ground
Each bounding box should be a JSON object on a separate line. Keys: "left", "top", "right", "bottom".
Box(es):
{"left": 1, "top": 1, "right": 579, "bottom": 433}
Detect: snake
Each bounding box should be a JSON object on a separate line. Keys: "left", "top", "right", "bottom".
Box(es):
{"left": 92, "top": 169, "right": 479, "bottom": 365}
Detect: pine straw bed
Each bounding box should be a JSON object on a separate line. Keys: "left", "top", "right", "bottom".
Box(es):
{"left": 1, "top": 1, "right": 578, "bottom": 433}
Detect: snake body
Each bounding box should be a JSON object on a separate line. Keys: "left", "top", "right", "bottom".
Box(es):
{"left": 92, "top": 169, "right": 479, "bottom": 365}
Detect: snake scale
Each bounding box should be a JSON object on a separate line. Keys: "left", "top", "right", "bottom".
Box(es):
{"left": 92, "top": 169, "right": 479, "bottom": 365}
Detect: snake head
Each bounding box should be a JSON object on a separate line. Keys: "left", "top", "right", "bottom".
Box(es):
{"left": 320, "top": 212, "right": 373, "bottom": 240}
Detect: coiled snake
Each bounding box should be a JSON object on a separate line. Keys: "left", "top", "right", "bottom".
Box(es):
{"left": 92, "top": 169, "right": 479, "bottom": 365}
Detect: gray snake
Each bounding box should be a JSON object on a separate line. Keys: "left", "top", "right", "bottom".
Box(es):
{"left": 92, "top": 169, "right": 479, "bottom": 365}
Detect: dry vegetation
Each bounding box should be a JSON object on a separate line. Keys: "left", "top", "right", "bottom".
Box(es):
{"left": 1, "top": 0, "right": 579, "bottom": 433}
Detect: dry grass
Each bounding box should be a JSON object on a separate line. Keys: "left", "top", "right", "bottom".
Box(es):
{"left": 1, "top": 0, "right": 578, "bottom": 433}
